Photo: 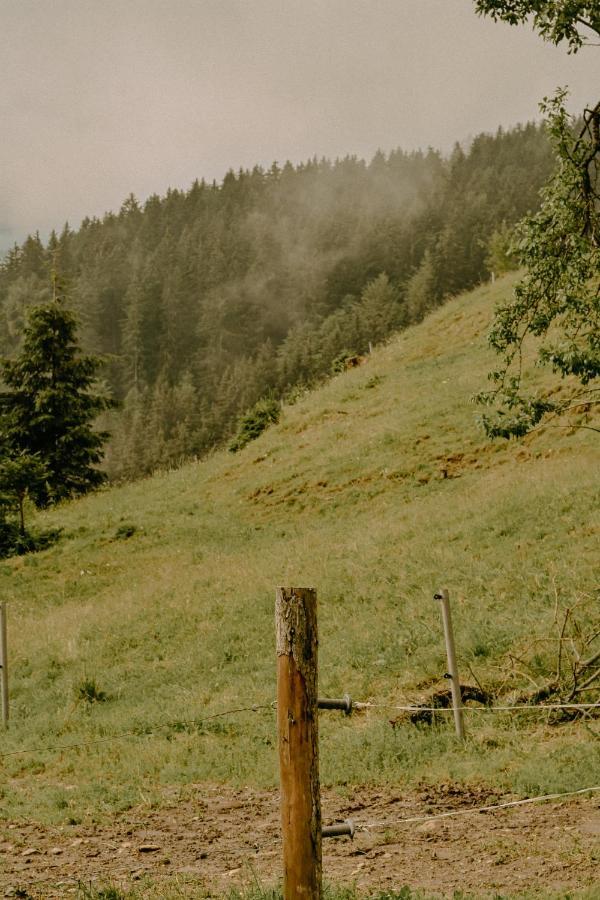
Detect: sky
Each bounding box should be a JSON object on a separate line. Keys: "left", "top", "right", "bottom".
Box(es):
{"left": 1, "top": 0, "right": 598, "bottom": 251}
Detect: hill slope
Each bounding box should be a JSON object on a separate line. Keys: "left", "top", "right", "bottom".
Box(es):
{"left": 1, "top": 274, "right": 598, "bottom": 829}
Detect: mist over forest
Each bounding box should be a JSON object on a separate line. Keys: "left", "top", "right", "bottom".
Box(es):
{"left": 0, "top": 122, "right": 553, "bottom": 480}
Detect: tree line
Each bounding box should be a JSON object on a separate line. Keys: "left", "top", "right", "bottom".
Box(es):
{"left": 0, "top": 123, "right": 554, "bottom": 480}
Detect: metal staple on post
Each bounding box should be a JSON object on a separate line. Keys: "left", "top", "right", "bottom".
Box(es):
{"left": 433, "top": 588, "right": 465, "bottom": 740}
{"left": 0, "top": 602, "right": 8, "bottom": 726}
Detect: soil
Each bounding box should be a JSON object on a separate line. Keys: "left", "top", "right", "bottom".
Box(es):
{"left": 1, "top": 784, "right": 599, "bottom": 898}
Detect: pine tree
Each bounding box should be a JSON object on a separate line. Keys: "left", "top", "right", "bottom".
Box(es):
{"left": 405, "top": 251, "right": 438, "bottom": 323}
{"left": 0, "top": 281, "right": 114, "bottom": 506}
{"left": 358, "top": 273, "right": 404, "bottom": 345}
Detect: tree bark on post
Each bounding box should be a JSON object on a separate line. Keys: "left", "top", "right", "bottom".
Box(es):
{"left": 276, "top": 587, "right": 322, "bottom": 899}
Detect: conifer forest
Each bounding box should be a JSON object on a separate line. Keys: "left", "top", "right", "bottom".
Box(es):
{"left": 0, "top": 124, "right": 553, "bottom": 480}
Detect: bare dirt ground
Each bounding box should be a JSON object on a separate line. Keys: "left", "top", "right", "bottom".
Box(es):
{"left": 1, "top": 784, "right": 599, "bottom": 898}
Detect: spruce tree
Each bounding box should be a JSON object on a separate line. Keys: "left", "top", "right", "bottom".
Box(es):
{"left": 0, "top": 282, "right": 113, "bottom": 506}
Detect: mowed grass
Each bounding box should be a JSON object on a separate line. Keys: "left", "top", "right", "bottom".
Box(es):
{"left": 1, "top": 273, "right": 598, "bottom": 824}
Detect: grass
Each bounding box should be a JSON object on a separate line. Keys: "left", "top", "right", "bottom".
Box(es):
{"left": 75, "top": 880, "right": 600, "bottom": 899}
{"left": 0, "top": 273, "right": 598, "bottom": 827}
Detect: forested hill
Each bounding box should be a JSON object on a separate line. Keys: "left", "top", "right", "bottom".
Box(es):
{"left": 0, "top": 123, "right": 553, "bottom": 480}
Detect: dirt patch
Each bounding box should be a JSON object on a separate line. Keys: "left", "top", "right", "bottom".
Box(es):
{"left": 247, "top": 473, "right": 380, "bottom": 508}
{"left": 1, "top": 785, "right": 598, "bottom": 897}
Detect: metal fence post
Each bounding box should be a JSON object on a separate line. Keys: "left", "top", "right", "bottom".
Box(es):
{"left": 434, "top": 588, "right": 465, "bottom": 740}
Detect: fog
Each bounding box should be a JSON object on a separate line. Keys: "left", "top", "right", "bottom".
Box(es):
{"left": 1, "top": 0, "right": 598, "bottom": 251}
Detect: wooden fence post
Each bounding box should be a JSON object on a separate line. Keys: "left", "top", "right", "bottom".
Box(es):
{"left": 0, "top": 602, "right": 8, "bottom": 726}
{"left": 276, "top": 587, "right": 322, "bottom": 899}
{"left": 434, "top": 588, "right": 465, "bottom": 740}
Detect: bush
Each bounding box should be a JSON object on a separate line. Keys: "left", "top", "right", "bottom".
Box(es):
{"left": 485, "top": 220, "right": 519, "bottom": 276}
{"left": 331, "top": 349, "right": 358, "bottom": 374}
{"left": 114, "top": 522, "right": 137, "bottom": 540}
{"left": 229, "top": 397, "right": 280, "bottom": 453}
{"left": 0, "top": 515, "right": 61, "bottom": 559}
{"left": 76, "top": 677, "right": 108, "bottom": 705}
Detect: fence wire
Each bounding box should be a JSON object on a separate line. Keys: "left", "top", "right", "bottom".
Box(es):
{"left": 356, "top": 784, "right": 600, "bottom": 830}
{"left": 353, "top": 700, "right": 600, "bottom": 713}
{"left": 2, "top": 695, "right": 598, "bottom": 759}
{"left": 0, "top": 702, "right": 275, "bottom": 758}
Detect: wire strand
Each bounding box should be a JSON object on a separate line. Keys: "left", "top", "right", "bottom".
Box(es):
{"left": 2, "top": 697, "right": 598, "bottom": 758}
{"left": 357, "top": 784, "right": 600, "bottom": 830}
{"left": 353, "top": 701, "right": 600, "bottom": 713}
{"left": 0, "top": 703, "right": 275, "bottom": 758}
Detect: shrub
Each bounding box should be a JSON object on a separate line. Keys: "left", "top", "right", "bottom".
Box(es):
{"left": 76, "top": 677, "right": 108, "bottom": 705}
{"left": 331, "top": 349, "right": 357, "bottom": 374}
{"left": 0, "top": 515, "right": 61, "bottom": 559}
{"left": 229, "top": 397, "right": 280, "bottom": 453}
{"left": 114, "top": 522, "right": 137, "bottom": 540}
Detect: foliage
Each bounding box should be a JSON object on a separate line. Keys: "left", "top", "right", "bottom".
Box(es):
{"left": 484, "top": 222, "right": 519, "bottom": 275}
{"left": 405, "top": 250, "right": 437, "bottom": 321}
{"left": 76, "top": 676, "right": 109, "bottom": 705}
{"left": 358, "top": 272, "right": 404, "bottom": 341}
{"left": 114, "top": 522, "right": 137, "bottom": 540}
{"left": 229, "top": 397, "right": 280, "bottom": 452}
{"left": 0, "top": 452, "right": 61, "bottom": 558}
{"left": 475, "top": 3, "right": 600, "bottom": 436}
{"left": 0, "top": 515, "right": 27, "bottom": 557}
{"left": 474, "top": 1, "right": 600, "bottom": 52}
{"left": 0, "top": 514, "right": 60, "bottom": 558}
{"left": 0, "top": 450, "right": 47, "bottom": 533}
{"left": 0, "top": 287, "right": 114, "bottom": 505}
{"left": 331, "top": 349, "right": 358, "bottom": 374}
{"left": 478, "top": 93, "right": 600, "bottom": 436}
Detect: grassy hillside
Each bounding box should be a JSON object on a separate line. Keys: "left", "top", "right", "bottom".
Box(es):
{"left": 1, "top": 273, "right": 598, "bottom": 826}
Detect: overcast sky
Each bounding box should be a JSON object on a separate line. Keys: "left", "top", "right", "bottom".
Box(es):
{"left": 1, "top": 0, "right": 598, "bottom": 251}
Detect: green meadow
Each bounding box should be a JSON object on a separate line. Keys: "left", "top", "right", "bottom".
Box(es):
{"left": 1, "top": 273, "right": 598, "bottom": 825}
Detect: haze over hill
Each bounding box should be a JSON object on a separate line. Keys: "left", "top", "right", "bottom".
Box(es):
{"left": 0, "top": 123, "right": 554, "bottom": 482}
